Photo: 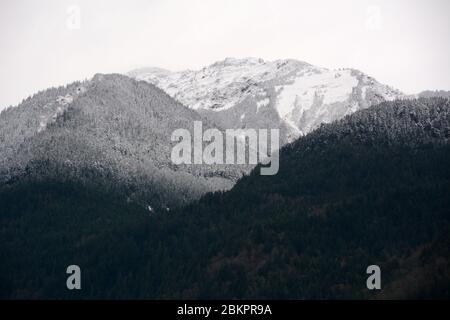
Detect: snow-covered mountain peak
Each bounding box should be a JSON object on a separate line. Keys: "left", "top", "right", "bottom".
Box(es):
{"left": 128, "top": 67, "right": 171, "bottom": 79}
{"left": 212, "top": 57, "right": 266, "bottom": 67}
{"left": 128, "top": 58, "right": 315, "bottom": 112}
{"left": 128, "top": 58, "right": 405, "bottom": 144}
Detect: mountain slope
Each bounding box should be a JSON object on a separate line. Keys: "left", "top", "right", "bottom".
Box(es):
{"left": 1, "top": 97, "right": 449, "bottom": 299}
{"left": 169, "top": 97, "right": 450, "bottom": 299}
{"left": 129, "top": 57, "right": 404, "bottom": 144}
{"left": 0, "top": 74, "right": 247, "bottom": 208}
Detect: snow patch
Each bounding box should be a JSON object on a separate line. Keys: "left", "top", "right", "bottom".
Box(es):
{"left": 256, "top": 98, "right": 270, "bottom": 112}
{"left": 37, "top": 95, "right": 74, "bottom": 133}
{"left": 275, "top": 69, "right": 358, "bottom": 119}
{"left": 56, "top": 94, "right": 73, "bottom": 106}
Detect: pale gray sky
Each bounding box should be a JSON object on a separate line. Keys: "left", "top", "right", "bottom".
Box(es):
{"left": 1, "top": 0, "right": 449, "bottom": 110}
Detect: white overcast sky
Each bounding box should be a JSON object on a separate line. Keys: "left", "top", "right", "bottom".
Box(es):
{"left": 0, "top": 0, "right": 449, "bottom": 109}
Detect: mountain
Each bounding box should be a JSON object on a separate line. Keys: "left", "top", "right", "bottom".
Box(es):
{"left": 129, "top": 57, "right": 404, "bottom": 144}
{"left": 160, "top": 97, "right": 450, "bottom": 299}
{"left": 418, "top": 90, "right": 450, "bottom": 99}
{"left": 0, "top": 74, "right": 247, "bottom": 209}
{"left": 2, "top": 97, "right": 449, "bottom": 299}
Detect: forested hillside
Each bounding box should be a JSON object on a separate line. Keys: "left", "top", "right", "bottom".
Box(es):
{"left": 1, "top": 98, "right": 449, "bottom": 299}
{"left": 0, "top": 74, "right": 247, "bottom": 209}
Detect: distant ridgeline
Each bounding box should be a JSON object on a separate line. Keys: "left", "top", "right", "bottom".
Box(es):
{"left": 418, "top": 90, "right": 450, "bottom": 99}
{"left": 1, "top": 97, "right": 449, "bottom": 299}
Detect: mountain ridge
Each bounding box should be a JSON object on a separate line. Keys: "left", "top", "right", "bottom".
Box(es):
{"left": 128, "top": 57, "right": 404, "bottom": 144}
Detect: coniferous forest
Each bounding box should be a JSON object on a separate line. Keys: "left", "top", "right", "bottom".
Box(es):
{"left": 1, "top": 97, "right": 449, "bottom": 299}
